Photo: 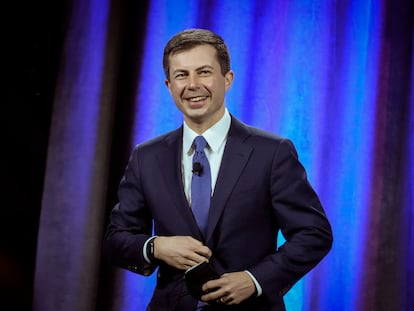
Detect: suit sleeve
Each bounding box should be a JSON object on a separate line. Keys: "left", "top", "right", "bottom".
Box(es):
{"left": 249, "top": 139, "right": 333, "bottom": 297}
{"left": 102, "top": 145, "right": 157, "bottom": 276}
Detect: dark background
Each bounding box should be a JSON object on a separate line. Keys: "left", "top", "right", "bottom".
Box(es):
{"left": 2, "top": 1, "right": 67, "bottom": 309}
{"left": 2, "top": 2, "right": 148, "bottom": 309}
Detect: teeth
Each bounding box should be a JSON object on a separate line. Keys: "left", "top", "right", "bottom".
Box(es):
{"left": 189, "top": 96, "right": 207, "bottom": 102}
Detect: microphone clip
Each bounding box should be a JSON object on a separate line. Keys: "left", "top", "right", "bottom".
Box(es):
{"left": 192, "top": 162, "right": 203, "bottom": 176}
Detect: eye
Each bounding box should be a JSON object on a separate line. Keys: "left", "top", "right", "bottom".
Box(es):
{"left": 174, "top": 72, "right": 187, "bottom": 79}
{"left": 199, "top": 70, "right": 212, "bottom": 76}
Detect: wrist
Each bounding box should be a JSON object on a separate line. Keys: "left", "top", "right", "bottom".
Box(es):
{"left": 146, "top": 237, "right": 158, "bottom": 263}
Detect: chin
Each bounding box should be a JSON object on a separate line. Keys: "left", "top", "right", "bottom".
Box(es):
{"left": 185, "top": 109, "right": 208, "bottom": 120}
{"left": 185, "top": 104, "right": 207, "bottom": 113}
{"left": 187, "top": 111, "right": 205, "bottom": 120}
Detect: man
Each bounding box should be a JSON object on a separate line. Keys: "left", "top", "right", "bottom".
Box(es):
{"left": 103, "top": 28, "right": 333, "bottom": 310}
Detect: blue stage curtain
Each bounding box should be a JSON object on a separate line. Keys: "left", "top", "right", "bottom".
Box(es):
{"left": 34, "top": 1, "right": 413, "bottom": 310}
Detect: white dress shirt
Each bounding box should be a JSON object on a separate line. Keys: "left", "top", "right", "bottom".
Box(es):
{"left": 182, "top": 109, "right": 231, "bottom": 204}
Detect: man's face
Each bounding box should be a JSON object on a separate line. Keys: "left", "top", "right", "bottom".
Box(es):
{"left": 165, "top": 44, "right": 233, "bottom": 132}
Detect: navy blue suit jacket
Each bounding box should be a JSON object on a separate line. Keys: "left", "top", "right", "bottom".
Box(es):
{"left": 104, "top": 115, "right": 333, "bottom": 310}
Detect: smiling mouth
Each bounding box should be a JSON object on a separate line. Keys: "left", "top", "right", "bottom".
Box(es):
{"left": 185, "top": 96, "right": 208, "bottom": 102}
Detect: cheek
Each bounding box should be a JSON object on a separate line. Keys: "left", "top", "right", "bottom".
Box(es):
{"left": 211, "top": 84, "right": 226, "bottom": 99}
{"left": 167, "top": 87, "right": 181, "bottom": 100}
{"left": 209, "top": 79, "right": 226, "bottom": 93}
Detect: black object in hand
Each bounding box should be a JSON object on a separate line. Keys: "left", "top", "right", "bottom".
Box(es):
{"left": 184, "top": 261, "right": 220, "bottom": 299}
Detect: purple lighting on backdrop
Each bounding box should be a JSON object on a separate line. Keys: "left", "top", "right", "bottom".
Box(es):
{"left": 33, "top": 0, "right": 413, "bottom": 310}
{"left": 122, "top": 1, "right": 412, "bottom": 310}
{"left": 125, "top": 1, "right": 384, "bottom": 310}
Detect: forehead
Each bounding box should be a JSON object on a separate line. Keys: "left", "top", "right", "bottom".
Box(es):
{"left": 168, "top": 44, "right": 219, "bottom": 70}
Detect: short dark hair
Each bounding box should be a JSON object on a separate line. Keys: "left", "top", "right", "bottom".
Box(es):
{"left": 163, "top": 28, "right": 231, "bottom": 81}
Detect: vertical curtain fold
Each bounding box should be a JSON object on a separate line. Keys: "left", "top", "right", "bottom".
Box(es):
{"left": 33, "top": 0, "right": 117, "bottom": 310}
{"left": 359, "top": 1, "right": 414, "bottom": 309}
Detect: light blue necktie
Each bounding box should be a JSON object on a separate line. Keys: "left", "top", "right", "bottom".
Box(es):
{"left": 191, "top": 136, "right": 211, "bottom": 237}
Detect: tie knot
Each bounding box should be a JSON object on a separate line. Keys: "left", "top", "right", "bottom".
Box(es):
{"left": 194, "top": 136, "right": 208, "bottom": 152}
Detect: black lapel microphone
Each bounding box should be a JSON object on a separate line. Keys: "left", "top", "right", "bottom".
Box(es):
{"left": 192, "top": 162, "right": 203, "bottom": 176}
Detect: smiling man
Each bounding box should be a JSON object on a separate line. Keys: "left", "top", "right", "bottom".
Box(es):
{"left": 103, "top": 28, "right": 333, "bottom": 311}
{"left": 165, "top": 43, "right": 233, "bottom": 134}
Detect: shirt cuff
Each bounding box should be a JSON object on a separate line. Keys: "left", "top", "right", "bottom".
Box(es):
{"left": 244, "top": 270, "right": 263, "bottom": 296}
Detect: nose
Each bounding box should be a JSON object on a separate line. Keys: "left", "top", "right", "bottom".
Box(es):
{"left": 188, "top": 73, "right": 200, "bottom": 89}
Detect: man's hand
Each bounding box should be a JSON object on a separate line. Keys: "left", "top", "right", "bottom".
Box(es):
{"left": 153, "top": 236, "right": 212, "bottom": 270}
{"left": 200, "top": 271, "right": 256, "bottom": 305}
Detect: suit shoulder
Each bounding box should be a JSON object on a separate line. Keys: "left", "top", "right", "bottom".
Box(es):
{"left": 246, "top": 125, "right": 284, "bottom": 142}
{"left": 231, "top": 115, "right": 284, "bottom": 142}
{"left": 240, "top": 121, "right": 286, "bottom": 146}
{"left": 231, "top": 116, "right": 297, "bottom": 155}
{"left": 131, "top": 127, "right": 182, "bottom": 152}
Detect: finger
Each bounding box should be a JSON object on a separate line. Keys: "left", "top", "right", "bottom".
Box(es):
{"left": 185, "top": 259, "right": 203, "bottom": 269}
{"left": 192, "top": 244, "right": 212, "bottom": 258}
{"left": 201, "top": 283, "right": 223, "bottom": 303}
{"left": 223, "top": 296, "right": 235, "bottom": 305}
{"left": 182, "top": 250, "right": 208, "bottom": 263}
{"left": 202, "top": 278, "right": 221, "bottom": 292}
{"left": 190, "top": 253, "right": 210, "bottom": 264}
{"left": 193, "top": 245, "right": 212, "bottom": 258}
{"left": 201, "top": 290, "right": 221, "bottom": 303}
{"left": 185, "top": 236, "right": 205, "bottom": 246}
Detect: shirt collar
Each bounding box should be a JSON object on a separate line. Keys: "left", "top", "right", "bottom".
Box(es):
{"left": 183, "top": 108, "right": 231, "bottom": 154}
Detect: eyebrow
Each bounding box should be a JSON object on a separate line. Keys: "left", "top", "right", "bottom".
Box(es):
{"left": 172, "top": 65, "right": 214, "bottom": 75}
{"left": 196, "top": 65, "right": 214, "bottom": 71}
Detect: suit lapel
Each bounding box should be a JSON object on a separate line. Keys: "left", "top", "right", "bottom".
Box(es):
{"left": 156, "top": 128, "right": 203, "bottom": 238}
{"left": 205, "top": 117, "right": 253, "bottom": 242}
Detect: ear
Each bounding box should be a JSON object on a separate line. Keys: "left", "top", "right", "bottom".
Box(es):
{"left": 165, "top": 79, "right": 172, "bottom": 93}
{"left": 224, "top": 70, "right": 234, "bottom": 91}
